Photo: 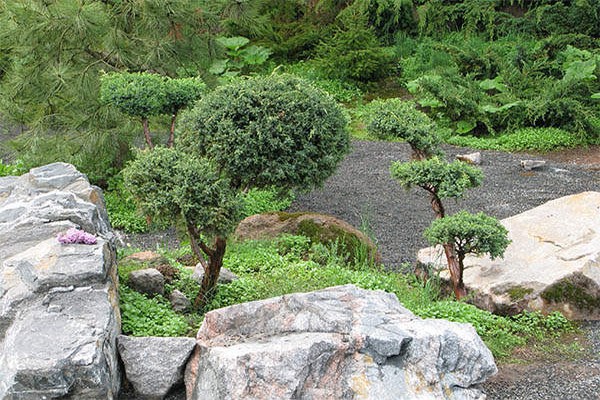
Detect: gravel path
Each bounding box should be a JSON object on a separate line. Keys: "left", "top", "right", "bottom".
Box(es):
{"left": 288, "top": 141, "right": 599, "bottom": 268}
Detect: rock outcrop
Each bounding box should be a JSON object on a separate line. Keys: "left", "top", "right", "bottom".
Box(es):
{"left": 418, "top": 192, "right": 600, "bottom": 319}
{"left": 235, "top": 212, "right": 381, "bottom": 264}
{"left": 118, "top": 336, "right": 196, "bottom": 400}
{"left": 0, "top": 163, "right": 121, "bottom": 398}
{"left": 185, "top": 284, "right": 496, "bottom": 399}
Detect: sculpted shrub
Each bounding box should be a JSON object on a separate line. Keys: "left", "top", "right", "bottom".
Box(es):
{"left": 123, "top": 147, "right": 241, "bottom": 310}
{"left": 424, "top": 211, "right": 510, "bottom": 297}
{"left": 179, "top": 74, "right": 350, "bottom": 191}
{"left": 367, "top": 99, "right": 441, "bottom": 159}
{"left": 125, "top": 75, "right": 350, "bottom": 309}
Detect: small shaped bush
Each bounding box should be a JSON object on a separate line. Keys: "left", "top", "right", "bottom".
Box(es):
{"left": 367, "top": 98, "right": 441, "bottom": 159}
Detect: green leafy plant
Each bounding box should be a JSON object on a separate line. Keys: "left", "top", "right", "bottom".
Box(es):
{"left": 104, "top": 174, "right": 150, "bottom": 233}
{"left": 209, "top": 36, "right": 272, "bottom": 78}
{"left": 241, "top": 187, "right": 295, "bottom": 218}
{"left": 0, "top": 159, "right": 26, "bottom": 177}
{"left": 446, "top": 127, "right": 587, "bottom": 152}
{"left": 119, "top": 285, "right": 191, "bottom": 337}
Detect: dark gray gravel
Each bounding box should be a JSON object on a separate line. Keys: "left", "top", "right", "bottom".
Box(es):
{"left": 288, "top": 140, "right": 599, "bottom": 268}
{"left": 483, "top": 321, "right": 600, "bottom": 400}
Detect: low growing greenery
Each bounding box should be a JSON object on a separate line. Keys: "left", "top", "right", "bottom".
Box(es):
{"left": 118, "top": 235, "right": 576, "bottom": 360}
{"left": 0, "top": 159, "right": 25, "bottom": 177}
{"left": 445, "top": 127, "right": 592, "bottom": 152}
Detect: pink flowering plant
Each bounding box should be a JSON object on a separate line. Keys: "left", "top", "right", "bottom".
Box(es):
{"left": 57, "top": 228, "right": 97, "bottom": 245}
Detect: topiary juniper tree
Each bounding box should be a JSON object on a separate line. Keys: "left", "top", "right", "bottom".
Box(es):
{"left": 123, "top": 147, "right": 241, "bottom": 311}
{"left": 178, "top": 73, "right": 350, "bottom": 192}
{"left": 100, "top": 72, "right": 204, "bottom": 149}
{"left": 424, "top": 211, "right": 511, "bottom": 298}
{"left": 367, "top": 98, "right": 442, "bottom": 160}
{"left": 390, "top": 157, "right": 484, "bottom": 299}
{"left": 162, "top": 77, "right": 206, "bottom": 147}
{"left": 100, "top": 72, "right": 166, "bottom": 149}
{"left": 125, "top": 74, "right": 350, "bottom": 310}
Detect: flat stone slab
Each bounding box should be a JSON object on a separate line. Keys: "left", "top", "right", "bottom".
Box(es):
{"left": 0, "top": 163, "right": 120, "bottom": 398}
{"left": 418, "top": 191, "right": 600, "bottom": 319}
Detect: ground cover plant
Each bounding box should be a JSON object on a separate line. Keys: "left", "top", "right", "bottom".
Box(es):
{"left": 117, "top": 235, "right": 576, "bottom": 359}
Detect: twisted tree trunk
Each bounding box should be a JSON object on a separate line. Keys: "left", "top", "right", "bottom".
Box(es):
{"left": 429, "top": 190, "right": 466, "bottom": 299}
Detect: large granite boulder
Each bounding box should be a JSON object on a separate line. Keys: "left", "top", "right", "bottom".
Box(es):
{"left": 0, "top": 163, "right": 121, "bottom": 399}
{"left": 235, "top": 212, "right": 381, "bottom": 264}
{"left": 117, "top": 336, "right": 196, "bottom": 400}
{"left": 185, "top": 284, "right": 496, "bottom": 399}
{"left": 418, "top": 192, "right": 600, "bottom": 319}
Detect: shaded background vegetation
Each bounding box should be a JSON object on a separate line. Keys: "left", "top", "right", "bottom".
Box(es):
{"left": 0, "top": 0, "right": 597, "bottom": 186}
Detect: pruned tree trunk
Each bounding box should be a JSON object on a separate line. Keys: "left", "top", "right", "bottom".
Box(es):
{"left": 428, "top": 191, "right": 466, "bottom": 298}
{"left": 443, "top": 243, "right": 467, "bottom": 299}
{"left": 142, "top": 118, "right": 154, "bottom": 149}
{"left": 167, "top": 112, "right": 177, "bottom": 148}
{"left": 429, "top": 191, "right": 445, "bottom": 219}
{"left": 194, "top": 236, "right": 227, "bottom": 311}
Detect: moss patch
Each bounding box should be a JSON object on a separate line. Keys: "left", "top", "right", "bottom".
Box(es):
{"left": 541, "top": 274, "right": 600, "bottom": 311}
{"left": 507, "top": 286, "right": 534, "bottom": 301}
{"left": 296, "top": 219, "right": 375, "bottom": 265}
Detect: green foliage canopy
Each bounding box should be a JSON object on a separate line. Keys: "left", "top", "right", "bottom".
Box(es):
{"left": 424, "top": 210, "right": 510, "bottom": 261}
{"left": 367, "top": 98, "right": 442, "bottom": 158}
{"left": 163, "top": 78, "right": 206, "bottom": 116}
{"left": 390, "top": 157, "right": 483, "bottom": 198}
{"left": 100, "top": 72, "right": 167, "bottom": 119}
{"left": 123, "top": 147, "right": 241, "bottom": 238}
{"left": 179, "top": 74, "right": 350, "bottom": 191}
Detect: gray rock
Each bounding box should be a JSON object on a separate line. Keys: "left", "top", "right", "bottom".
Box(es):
{"left": 0, "top": 163, "right": 120, "bottom": 399}
{"left": 118, "top": 335, "right": 196, "bottom": 400}
{"left": 520, "top": 159, "right": 546, "bottom": 170}
{"left": 185, "top": 284, "right": 496, "bottom": 400}
{"left": 170, "top": 289, "right": 191, "bottom": 313}
{"left": 129, "top": 268, "right": 165, "bottom": 296}
{"left": 418, "top": 192, "right": 600, "bottom": 319}
{"left": 456, "top": 152, "right": 482, "bottom": 165}
{"left": 192, "top": 263, "right": 238, "bottom": 284}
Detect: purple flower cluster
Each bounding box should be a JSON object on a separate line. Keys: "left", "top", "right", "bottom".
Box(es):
{"left": 57, "top": 228, "right": 98, "bottom": 245}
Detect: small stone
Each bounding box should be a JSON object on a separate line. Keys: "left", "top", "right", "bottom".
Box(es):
{"left": 192, "top": 263, "right": 239, "bottom": 284}
{"left": 128, "top": 268, "right": 165, "bottom": 296}
{"left": 118, "top": 335, "right": 196, "bottom": 400}
{"left": 456, "top": 152, "right": 482, "bottom": 165}
{"left": 121, "top": 251, "right": 169, "bottom": 268}
{"left": 520, "top": 159, "right": 546, "bottom": 171}
{"left": 170, "top": 289, "right": 191, "bottom": 313}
